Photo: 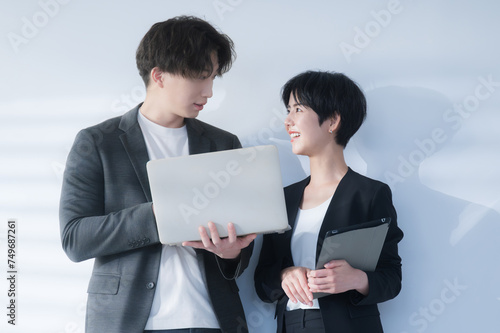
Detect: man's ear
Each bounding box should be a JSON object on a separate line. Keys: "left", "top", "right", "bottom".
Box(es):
{"left": 150, "top": 67, "right": 164, "bottom": 88}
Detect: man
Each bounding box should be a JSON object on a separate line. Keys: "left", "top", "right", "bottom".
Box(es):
{"left": 60, "top": 16, "right": 255, "bottom": 333}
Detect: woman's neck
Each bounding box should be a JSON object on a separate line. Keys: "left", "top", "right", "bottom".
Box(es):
{"left": 308, "top": 146, "right": 348, "bottom": 188}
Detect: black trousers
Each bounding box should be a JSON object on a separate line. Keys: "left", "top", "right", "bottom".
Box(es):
{"left": 144, "top": 329, "right": 221, "bottom": 333}
{"left": 284, "top": 309, "right": 325, "bottom": 333}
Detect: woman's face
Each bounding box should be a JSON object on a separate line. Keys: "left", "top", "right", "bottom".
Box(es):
{"left": 284, "top": 93, "right": 334, "bottom": 156}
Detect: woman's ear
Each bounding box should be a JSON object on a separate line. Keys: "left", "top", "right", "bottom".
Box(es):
{"left": 329, "top": 113, "right": 341, "bottom": 133}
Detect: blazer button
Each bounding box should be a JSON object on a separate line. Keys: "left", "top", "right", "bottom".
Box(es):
{"left": 146, "top": 282, "right": 155, "bottom": 289}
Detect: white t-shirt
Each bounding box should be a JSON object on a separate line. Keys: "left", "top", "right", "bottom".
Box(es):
{"left": 138, "top": 111, "right": 219, "bottom": 330}
{"left": 286, "top": 195, "right": 333, "bottom": 311}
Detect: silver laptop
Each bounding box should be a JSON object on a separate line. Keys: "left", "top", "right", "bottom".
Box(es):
{"left": 146, "top": 145, "right": 290, "bottom": 245}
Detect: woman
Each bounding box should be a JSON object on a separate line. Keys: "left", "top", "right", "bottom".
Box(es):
{"left": 254, "top": 71, "right": 403, "bottom": 333}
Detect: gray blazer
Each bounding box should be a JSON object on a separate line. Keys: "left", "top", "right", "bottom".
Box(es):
{"left": 60, "top": 105, "right": 252, "bottom": 333}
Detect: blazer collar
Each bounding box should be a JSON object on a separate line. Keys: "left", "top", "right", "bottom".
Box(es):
{"left": 120, "top": 105, "right": 211, "bottom": 155}
{"left": 315, "top": 167, "right": 354, "bottom": 260}
{"left": 185, "top": 118, "right": 211, "bottom": 155}
{"left": 118, "top": 104, "right": 152, "bottom": 201}
{"left": 284, "top": 176, "right": 310, "bottom": 246}
{"left": 117, "top": 104, "right": 213, "bottom": 201}
{"left": 285, "top": 169, "right": 355, "bottom": 262}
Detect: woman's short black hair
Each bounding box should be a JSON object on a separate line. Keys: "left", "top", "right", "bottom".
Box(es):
{"left": 136, "top": 16, "right": 235, "bottom": 87}
{"left": 281, "top": 70, "right": 367, "bottom": 147}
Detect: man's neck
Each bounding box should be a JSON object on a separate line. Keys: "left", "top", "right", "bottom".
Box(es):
{"left": 140, "top": 98, "right": 185, "bottom": 128}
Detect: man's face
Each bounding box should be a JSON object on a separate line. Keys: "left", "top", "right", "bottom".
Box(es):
{"left": 158, "top": 53, "right": 219, "bottom": 123}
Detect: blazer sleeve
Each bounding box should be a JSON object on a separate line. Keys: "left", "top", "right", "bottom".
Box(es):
{"left": 214, "top": 241, "right": 254, "bottom": 280}
{"left": 59, "top": 129, "right": 159, "bottom": 262}
{"left": 254, "top": 232, "right": 294, "bottom": 303}
{"left": 255, "top": 183, "right": 300, "bottom": 304}
{"left": 351, "top": 184, "right": 403, "bottom": 306}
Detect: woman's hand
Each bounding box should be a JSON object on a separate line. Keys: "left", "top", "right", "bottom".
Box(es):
{"left": 307, "top": 259, "right": 369, "bottom": 295}
{"left": 281, "top": 266, "right": 314, "bottom": 306}
{"left": 182, "top": 221, "right": 256, "bottom": 259}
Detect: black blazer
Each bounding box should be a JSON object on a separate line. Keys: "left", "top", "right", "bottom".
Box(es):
{"left": 60, "top": 105, "right": 252, "bottom": 333}
{"left": 255, "top": 168, "right": 403, "bottom": 333}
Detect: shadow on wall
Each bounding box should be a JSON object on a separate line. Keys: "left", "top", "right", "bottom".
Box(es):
{"left": 353, "top": 86, "right": 500, "bottom": 332}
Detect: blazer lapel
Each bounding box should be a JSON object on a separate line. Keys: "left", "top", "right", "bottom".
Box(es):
{"left": 118, "top": 106, "right": 152, "bottom": 201}
{"left": 285, "top": 177, "right": 310, "bottom": 253}
{"left": 117, "top": 112, "right": 211, "bottom": 201}
{"left": 186, "top": 118, "right": 211, "bottom": 154}
{"left": 315, "top": 168, "right": 354, "bottom": 262}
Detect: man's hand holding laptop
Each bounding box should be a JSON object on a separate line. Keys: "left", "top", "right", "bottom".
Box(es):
{"left": 183, "top": 221, "right": 256, "bottom": 259}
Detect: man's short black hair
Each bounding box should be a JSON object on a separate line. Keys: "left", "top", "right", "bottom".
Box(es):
{"left": 281, "top": 70, "right": 367, "bottom": 147}
{"left": 136, "top": 15, "right": 235, "bottom": 86}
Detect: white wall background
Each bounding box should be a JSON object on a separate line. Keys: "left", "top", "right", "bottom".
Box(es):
{"left": 1, "top": 0, "right": 499, "bottom": 332}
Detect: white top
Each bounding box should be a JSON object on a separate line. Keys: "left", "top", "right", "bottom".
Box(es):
{"left": 286, "top": 195, "right": 333, "bottom": 311}
{"left": 137, "top": 110, "right": 189, "bottom": 160}
{"left": 138, "top": 111, "right": 219, "bottom": 330}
